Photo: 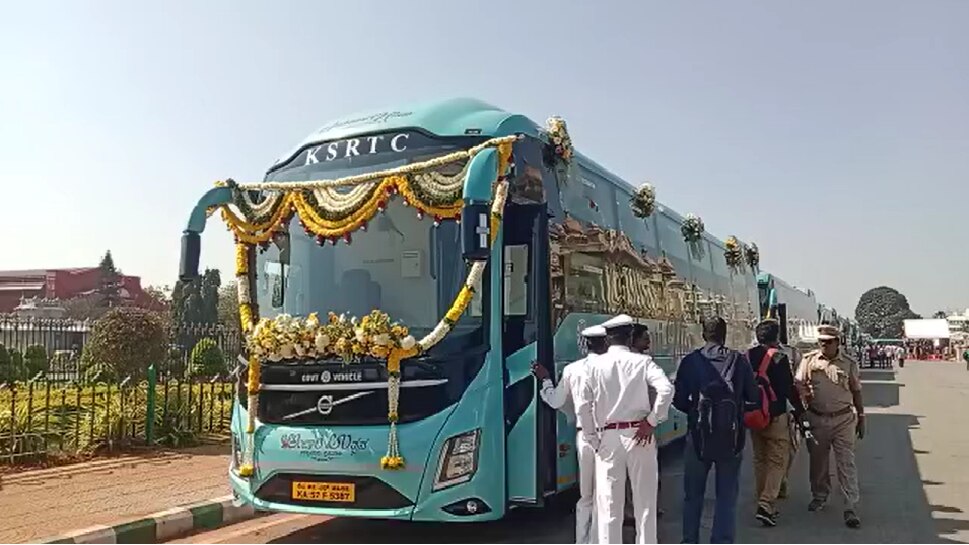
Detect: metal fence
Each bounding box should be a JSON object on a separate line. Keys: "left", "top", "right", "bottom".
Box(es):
{"left": 0, "top": 316, "right": 242, "bottom": 383}
{"left": 0, "top": 316, "right": 240, "bottom": 464}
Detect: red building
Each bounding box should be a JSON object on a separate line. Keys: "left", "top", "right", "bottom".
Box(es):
{"left": 0, "top": 268, "right": 153, "bottom": 313}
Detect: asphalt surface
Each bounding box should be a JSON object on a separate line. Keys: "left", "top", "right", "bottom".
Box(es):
{"left": 174, "top": 359, "right": 969, "bottom": 543}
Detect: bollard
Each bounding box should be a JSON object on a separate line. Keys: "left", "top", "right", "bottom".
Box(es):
{"left": 146, "top": 363, "right": 157, "bottom": 446}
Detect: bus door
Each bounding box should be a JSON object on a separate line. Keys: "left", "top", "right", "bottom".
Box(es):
{"left": 501, "top": 199, "right": 557, "bottom": 505}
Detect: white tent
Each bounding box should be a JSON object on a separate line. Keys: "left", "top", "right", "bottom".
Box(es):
{"left": 903, "top": 319, "right": 950, "bottom": 340}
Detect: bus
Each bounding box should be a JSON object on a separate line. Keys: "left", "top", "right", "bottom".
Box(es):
{"left": 758, "top": 272, "right": 821, "bottom": 347}
{"left": 178, "top": 97, "right": 760, "bottom": 522}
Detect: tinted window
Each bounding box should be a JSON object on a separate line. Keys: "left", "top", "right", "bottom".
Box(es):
{"left": 616, "top": 187, "right": 660, "bottom": 257}
{"left": 709, "top": 239, "right": 732, "bottom": 298}
{"left": 732, "top": 270, "right": 752, "bottom": 315}
{"left": 655, "top": 212, "right": 692, "bottom": 282}
{"left": 690, "top": 238, "right": 715, "bottom": 293}
{"left": 560, "top": 167, "right": 618, "bottom": 229}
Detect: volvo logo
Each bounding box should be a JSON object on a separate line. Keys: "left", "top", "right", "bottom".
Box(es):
{"left": 317, "top": 395, "right": 335, "bottom": 415}
{"left": 282, "top": 391, "right": 375, "bottom": 421}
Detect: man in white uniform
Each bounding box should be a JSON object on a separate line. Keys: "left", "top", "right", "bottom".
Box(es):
{"left": 577, "top": 315, "right": 675, "bottom": 544}
{"left": 532, "top": 324, "right": 609, "bottom": 544}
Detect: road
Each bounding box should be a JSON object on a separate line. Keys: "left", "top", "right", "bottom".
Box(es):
{"left": 173, "top": 359, "right": 969, "bottom": 543}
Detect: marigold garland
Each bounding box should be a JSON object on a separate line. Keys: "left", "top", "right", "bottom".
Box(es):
{"left": 724, "top": 236, "right": 745, "bottom": 275}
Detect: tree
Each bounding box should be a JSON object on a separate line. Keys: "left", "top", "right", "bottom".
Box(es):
{"left": 98, "top": 250, "right": 123, "bottom": 308}
{"left": 142, "top": 285, "right": 172, "bottom": 312}
{"left": 81, "top": 307, "right": 168, "bottom": 380}
{"left": 855, "top": 286, "right": 921, "bottom": 339}
{"left": 171, "top": 269, "right": 221, "bottom": 325}
{"left": 217, "top": 281, "right": 240, "bottom": 327}
{"left": 63, "top": 294, "right": 109, "bottom": 321}
{"left": 8, "top": 348, "right": 24, "bottom": 381}
{"left": 933, "top": 311, "right": 948, "bottom": 319}
{"left": 0, "top": 344, "right": 15, "bottom": 383}
{"left": 23, "top": 345, "right": 49, "bottom": 378}
{"left": 189, "top": 338, "right": 226, "bottom": 378}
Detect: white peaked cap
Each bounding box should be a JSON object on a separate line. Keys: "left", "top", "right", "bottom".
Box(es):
{"left": 581, "top": 325, "right": 607, "bottom": 338}
{"left": 601, "top": 314, "right": 634, "bottom": 329}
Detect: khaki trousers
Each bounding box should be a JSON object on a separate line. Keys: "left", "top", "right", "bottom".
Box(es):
{"left": 751, "top": 413, "right": 791, "bottom": 513}
{"left": 806, "top": 411, "right": 860, "bottom": 510}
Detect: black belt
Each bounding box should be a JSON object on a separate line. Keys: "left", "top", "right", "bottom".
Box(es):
{"left": 809, "top": 406, "right": 853, "bottom": 418}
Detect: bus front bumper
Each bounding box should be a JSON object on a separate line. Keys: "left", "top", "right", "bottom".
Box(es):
{"left": 229, "top": 468, "right": 503, "bottom": 522}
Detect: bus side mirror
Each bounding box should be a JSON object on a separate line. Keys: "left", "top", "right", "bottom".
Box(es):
{"left": 461, "top": 202, "right": 491, "bottom": 261}
{"left": 180, "top": 231, "right": 201, "bottom": 281}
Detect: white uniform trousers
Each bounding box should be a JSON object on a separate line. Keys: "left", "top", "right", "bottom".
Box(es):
{"left": 595, "top": 428, "right": 658, "bottom": 544}
{"left": 576, "top": 431, "right": 597, "bottom": 543}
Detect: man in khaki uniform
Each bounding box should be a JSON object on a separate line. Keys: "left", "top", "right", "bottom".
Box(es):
{"left": 795, "top": 324, "right": 865, "bottom": 529}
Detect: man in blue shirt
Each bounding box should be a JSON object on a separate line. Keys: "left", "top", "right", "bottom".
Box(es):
{"left": 673, "top": 316, "right": 759, "bottom": 544}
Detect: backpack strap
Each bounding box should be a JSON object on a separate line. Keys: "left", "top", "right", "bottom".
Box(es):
{"left": 758, "top": 348, "right": 776, "bottom": 378}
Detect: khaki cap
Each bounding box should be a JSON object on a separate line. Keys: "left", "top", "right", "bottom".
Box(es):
{"left": 817, "top": 324, "right": 841, "bottom": 340}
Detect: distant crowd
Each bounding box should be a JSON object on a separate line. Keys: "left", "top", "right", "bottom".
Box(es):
{"left": 861, "top": 341, "right": 952, "bottom": 368}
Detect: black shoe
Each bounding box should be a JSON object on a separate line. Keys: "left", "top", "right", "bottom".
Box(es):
{"left": 756, "top": 507, "right": 777, "bottom": 527}
{"left": 845, "top": 510, "right": 861, "bottom": 529}
{"left": 808, "top": 499, "right": 826, "bottom": 512}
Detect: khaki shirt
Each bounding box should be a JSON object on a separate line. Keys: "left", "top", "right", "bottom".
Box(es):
{"left": 800, "top": 349, "right": 861, "bottom": 414}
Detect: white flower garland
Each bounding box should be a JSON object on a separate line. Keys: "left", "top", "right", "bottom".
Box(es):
{"left": 236, "top": 279, "right": 250, "bottom": 307}
{"left": 310, "top": 182, "right": 383, "bottom": 216}
{"left": 237, "top": 188, "right": 285, "bottom": 220}
{"left": 410, "top": 160, "right": 470, "bottom": 196}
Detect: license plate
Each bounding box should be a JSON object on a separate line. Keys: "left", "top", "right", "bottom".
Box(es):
{"left": 291, "top": 481, "right": 355, "bottom": 502}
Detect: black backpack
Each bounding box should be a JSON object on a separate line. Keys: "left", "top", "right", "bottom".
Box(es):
{"left": 694, "top": 352, "right": 742, "bottom": 462}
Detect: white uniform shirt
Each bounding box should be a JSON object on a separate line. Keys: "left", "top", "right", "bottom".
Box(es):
{"left": 539, "top": 355, "right": 597, "bottom": 425}
{"left": 575, "top": 345, "right": 675, "bottom": 450}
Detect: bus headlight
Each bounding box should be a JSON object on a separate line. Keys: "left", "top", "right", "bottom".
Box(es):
{"left": 433, "top": 429, "right": 480, "bottom": 491}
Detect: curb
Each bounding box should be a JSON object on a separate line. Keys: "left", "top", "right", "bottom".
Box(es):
{"left": 42, "top": 495, "right": 258, "bottom": 544}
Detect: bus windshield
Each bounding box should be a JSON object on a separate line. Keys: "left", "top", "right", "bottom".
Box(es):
{"left": 254, "top": 136, "right": 484, "bottom": 339}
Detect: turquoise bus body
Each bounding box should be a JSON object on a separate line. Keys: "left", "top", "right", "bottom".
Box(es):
{"left": 190, "top": 98, "right": 767, "bottom": 522}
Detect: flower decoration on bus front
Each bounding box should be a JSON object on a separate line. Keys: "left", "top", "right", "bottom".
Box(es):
{"left": 744, "top": 242, "right": 760, "bottom": 270}
{"left": 630, "top": 182, "right": 656, "bottom": 220}
{"left": 227, "top": 136, "right": 514, "bottom": 474}
{"left": 724, "top": 235, "right": 745, "bottom": 275}
{"left": 681, "top": 214, "right": 706, "bottom": 260}
{"left": 544, "top": 116, "right": 574, "bottom": 163}
{"left": 247, "top": 311, "right": 416, "bottom": 364}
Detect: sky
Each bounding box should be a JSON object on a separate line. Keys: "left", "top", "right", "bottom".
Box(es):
{"left": 1, "top": 1, "right": 967, "bottom": 317}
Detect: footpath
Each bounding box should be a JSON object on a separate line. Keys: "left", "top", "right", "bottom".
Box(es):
{"left": 1, "top": 445, "right": 238, "bottom": 543}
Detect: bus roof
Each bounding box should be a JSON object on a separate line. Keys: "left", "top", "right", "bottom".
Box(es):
{"left": 272, "top": 97, "right": 751, "bottom": 249}
{"left": 271, "top": 97, "right": 541, "bottom": 168}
